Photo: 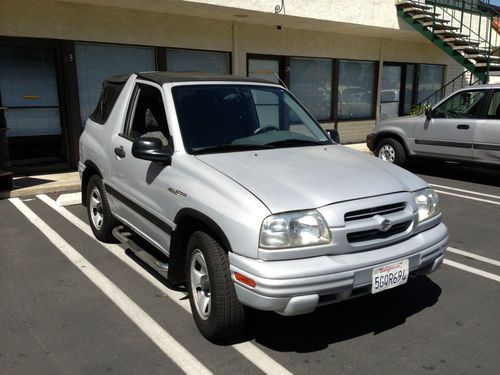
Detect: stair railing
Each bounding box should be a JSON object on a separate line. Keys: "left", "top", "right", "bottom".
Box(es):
{"left": 417, "top": 70, "right": 480, "bottom": 106}
{"left": 403, "top": 0, "right": 500, "bottom": 82}
{"left": 429, "top": 0, "right": 500, "bottom": 81}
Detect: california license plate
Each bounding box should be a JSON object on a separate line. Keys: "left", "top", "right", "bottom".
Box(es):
{"left": 371, "top": 259, "right": 409, "bottom": 294}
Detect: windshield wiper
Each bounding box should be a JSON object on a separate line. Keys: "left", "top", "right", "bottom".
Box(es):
{"left": 266, "top": 139, "right": 329, "bottom": 148}
{"left": 193, "top": 144, "right": 274, "bottom": 155}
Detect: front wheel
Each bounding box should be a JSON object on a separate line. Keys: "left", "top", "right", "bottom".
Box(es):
{"left": 375, "top": 138, "right": 407, "bottom": 166}
{"left": 86, "top": 175, "right": 117, "bottom": 242}
{"left": 186, "top": 231, "right": 246, "bottom": 341}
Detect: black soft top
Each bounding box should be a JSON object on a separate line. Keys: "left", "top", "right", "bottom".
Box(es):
{"left": 136, "top": 71, "right": 272, "bottom": 85}
{"left": 89, "top": 72, "right": 276, "bottom": 125}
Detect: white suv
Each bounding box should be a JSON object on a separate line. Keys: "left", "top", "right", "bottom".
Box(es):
{"left": 80, "top": 72, "right": 448, "bottom": 340}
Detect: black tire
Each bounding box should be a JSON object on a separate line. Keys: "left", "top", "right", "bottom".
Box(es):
{"left": 86, "top": 175, "right": 117, "bottom": 242}
{"left": 375, "top": 138, "right": 407, "bottom": 166}
{"left": 186, "top": 231, "right": 246, "bottom": 341}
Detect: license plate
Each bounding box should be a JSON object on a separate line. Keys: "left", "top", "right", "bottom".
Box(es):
{"left": 371, "top": 259, "right": 409, "bottom": 294}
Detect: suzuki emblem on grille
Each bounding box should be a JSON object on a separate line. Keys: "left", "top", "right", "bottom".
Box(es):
{"left": 380, "top": 218, "right": 392, "bottom": 232}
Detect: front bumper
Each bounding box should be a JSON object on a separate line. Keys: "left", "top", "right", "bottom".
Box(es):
{"left": 366, "top": 132, "right": 376, "bottom": 151}
{"left": 229, "top": 222, "right": 448, "bottom": 316}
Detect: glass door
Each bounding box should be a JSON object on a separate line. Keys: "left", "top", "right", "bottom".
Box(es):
{"left": 247, "top": 57, "right": 283, "bottom": 128}
{"left": 0, "top": 44, "right": 66, "bottom": 169}
{"left": 248, "top": 57, "right": 281, "bottom": 84}
{"left": 380, "top": 65, "right": 402, "bottom": 120}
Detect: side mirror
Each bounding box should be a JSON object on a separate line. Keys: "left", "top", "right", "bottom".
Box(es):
{"left": 425, "top": 108, "right": 433, "bottom": 120}
{"left": 132, "top": 137, "right": 173, "bottom": 163}
{"left": 325, "top": 129, "right": 340, "bottom": 143}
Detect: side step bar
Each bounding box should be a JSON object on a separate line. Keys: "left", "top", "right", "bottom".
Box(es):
{"left": 112, "top": 225, "right": 169, "bottom": 278}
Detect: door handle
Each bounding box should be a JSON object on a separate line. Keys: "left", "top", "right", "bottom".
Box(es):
{"left": 114, "top": 146, "right": 126, "bottom": 158}
{"left": 457, "top": 124, "right": 470, "bottom": 130}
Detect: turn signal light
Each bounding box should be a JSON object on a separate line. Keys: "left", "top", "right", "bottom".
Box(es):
{"left": 234, "top": 272, "right": 256, "bottom": 288}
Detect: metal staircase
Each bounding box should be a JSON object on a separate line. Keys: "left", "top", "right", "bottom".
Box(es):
{"left": 396, "top": 0, "right": 500, "bottom": 101}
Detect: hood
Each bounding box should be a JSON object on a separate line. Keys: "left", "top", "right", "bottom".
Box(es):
{"left": 377, "top": 114, "right": 420, "bottom": 128}
{"left": 197, "top": 145, "right": 426, "bottom": 213}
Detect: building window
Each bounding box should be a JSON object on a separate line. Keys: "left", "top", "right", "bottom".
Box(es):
{"left": 248, "top": 57, "right": 281, "bottom": 84}
{"left": 75, "top": 42, "right": 156, "bottom": 127}
{"left": 338, "top": 60, "right": 376, "bottom": 120}
{"left": 403, "top": 64, "right": 416, "bottom": 114}
{"left": 166, "top": 49, "right": 230, "bottom": 74}
{"left": 380, "top": 62, "right": 444, "bottom": 119}
{"left": 289, "top": 57, "right": 332, "bottom": 121}
{"left": 380, "top": 63, "right": 417, "bottom": 120}
{"left": 417, "top": 64, "right": 445, "bottom": 104}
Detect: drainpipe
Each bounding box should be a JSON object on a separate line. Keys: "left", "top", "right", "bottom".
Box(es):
{"left": 232, "top": 22, "right": 240, "bottom": 75}
{"left": 0, "top": 117, "right": 13, "bottom": 191}
{"left": 376, "top": 37, "right": 385, "bottom": 123}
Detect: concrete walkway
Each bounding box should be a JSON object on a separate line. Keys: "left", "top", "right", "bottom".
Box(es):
{"left": 0, "top": 143, "right": 371, "bottom": 199}
{"left": 0, "top": 172, "right": 80, "bottom": 199}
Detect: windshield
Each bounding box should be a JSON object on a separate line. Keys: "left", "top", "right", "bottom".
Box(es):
{"left": 172, "top": 84, "right": 331, "bottom": 154}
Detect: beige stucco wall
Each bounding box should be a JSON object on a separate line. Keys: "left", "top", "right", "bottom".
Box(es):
{"left": 187, "top": 0, "right": 403, "bottom": 30}
{"left": 1, "top": 0, "right": 459, "bottom": 77}
{"left": 0, "top": 0, "right": 465, "bottom": 143}
{"left": 0, "top": 0, "right": 233, "bottom": 51}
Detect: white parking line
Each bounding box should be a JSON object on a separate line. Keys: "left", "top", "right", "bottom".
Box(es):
{"left": 36, "top": 194, "right": 293, "bottom": 375}
{"left": 10, "top": 197, "right": 212, "bottom": 375}
{"left": 443, "top": 259, "right": 500, "bottom": 283}
{"left": 447, "top": 246, "right": 500, "bottom": 268}
{"left": 433, "top": 189, "right": 500, "bottom": 206}
{"left": 430, "top": 184, "right": 500, "bottom": 200}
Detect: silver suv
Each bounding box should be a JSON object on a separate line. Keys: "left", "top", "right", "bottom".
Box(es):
{"left": 79, "top": 72, "right": 448, "bottom": 340}
{"left": 368, "top": 84, "right": 500, "bottom": 166}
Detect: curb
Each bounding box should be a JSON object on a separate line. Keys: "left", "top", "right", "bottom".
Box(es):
{"left": 0, "top": 182, "right": 80, "bottom": 199}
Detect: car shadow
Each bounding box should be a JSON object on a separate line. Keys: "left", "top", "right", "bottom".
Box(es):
{"left": 405, "top": 159, "right": 500, "bottom": 187}
{"left": 120, "top": 235, "right": 442, "bottom": 351}
{"left": 228, "top": 276, "right": 441, "bottom": 352}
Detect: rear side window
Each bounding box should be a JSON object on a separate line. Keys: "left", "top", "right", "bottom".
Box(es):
{"left": 486, "top": 90, "right": 500, "bottom": 119}
{"left": 89, "top": 80, "right": 126, "bottom": 124}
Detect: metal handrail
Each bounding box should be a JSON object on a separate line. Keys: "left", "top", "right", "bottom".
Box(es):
{"left": 418, "top": 70, "right": 480, "bottom": 105}
{"left": 403, "top": 1, "right": 500, "bottom": 82}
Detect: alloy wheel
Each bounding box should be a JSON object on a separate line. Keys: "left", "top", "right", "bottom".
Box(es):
{"left": 190, "top": 249, "right": 211, "bottom": 320}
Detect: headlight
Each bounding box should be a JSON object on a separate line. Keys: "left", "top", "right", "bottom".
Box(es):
{"left": 260, "top": 210, "right": 331, "bottom": 249}
{"left": 413, "top": 188, "right": 440, "bottom": 222}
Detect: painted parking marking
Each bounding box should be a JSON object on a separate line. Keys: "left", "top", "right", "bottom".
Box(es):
{"left": 430, "top": 183, "right": 500, "bottom": 206}
{"left": 443, "top": 259, "right": 500, "bottom": 283}
{"left": 10, "top": 197, "right": 212, "bottom": 375}
{"left": 429, "top": 184, "right": 500, "bottom": 200}
{"left": 433, "top": 190, "right": 500, "bottom": 206}
{"left": 36, "top": 194, "right": 293, "bottom": 375}
{"left": 447, "top": 246, "right": 500, "bottom": 268}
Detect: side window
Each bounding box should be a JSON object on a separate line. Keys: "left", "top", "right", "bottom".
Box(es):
{"left": 126, "top": 83, "right": 170, "bottom": 146}
{"left": 486, "top": 91, "right": 500, "bottom": 119}
{"left": 433, "top": 90, "right": 487, "bottom": 119}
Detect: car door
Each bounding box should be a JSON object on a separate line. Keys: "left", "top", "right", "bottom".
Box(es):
{"left": 108, "top": 81, "right": 174, "bottom": 253}
{"left": 473, "top": 89, "right": 500, "bottom": 164}
{"left": 414, "top": 89, "right": 488, "bottom": 160}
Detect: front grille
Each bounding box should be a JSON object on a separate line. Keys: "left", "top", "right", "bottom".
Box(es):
{"left": 344, "top": 202, "right": 406, "bottom": 222}
{"left": 346, "top": 220, "right": 412, "bottom": 243}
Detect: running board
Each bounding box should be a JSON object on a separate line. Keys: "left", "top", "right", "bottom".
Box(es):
{"left": 112, "top": 225, "right": 169, "bottom": 278}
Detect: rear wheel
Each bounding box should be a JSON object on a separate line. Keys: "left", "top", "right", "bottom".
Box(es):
{"left": 375, "top": 138, "right": 407, "bottom": 166}
{"left": 86, "top": 175, "right": 117, "bottom": 242}
{"left": 186, "top": 231, "right": 246, "bottom": 341}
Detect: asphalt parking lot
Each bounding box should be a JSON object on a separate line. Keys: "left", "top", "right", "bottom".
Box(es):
{"left": 1, "top": 158, "right": 499, "bottom": 374}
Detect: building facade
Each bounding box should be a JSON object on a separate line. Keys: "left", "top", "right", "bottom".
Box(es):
{"left": 0, "top": 0, "right": 465, "bottom": 173}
